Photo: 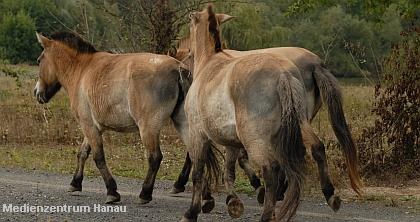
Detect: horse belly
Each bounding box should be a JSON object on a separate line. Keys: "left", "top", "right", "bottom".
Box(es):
{"left": 202, "top": 91, "right": 240, "bottom": 146}
{"left": 90, "top": 93, "right": 137, "bottom": 132}
{"left": 97, "top": 104, "right": 138, "bottom": 132}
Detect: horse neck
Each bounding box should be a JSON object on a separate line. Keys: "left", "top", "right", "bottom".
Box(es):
{"left": 56, "top": 53, "right": 91, "bottom": 98}
{"left": 192, "top": 34, "right": 216, "bottom": 78}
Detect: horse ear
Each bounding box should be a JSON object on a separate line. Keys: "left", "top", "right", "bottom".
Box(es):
{"left": 216, "top": 14, "right": 235, "bottom": 25}
{"left": 35, "top": 32, "right": 52, "bottom": 48}
{"left": 167, "top": 46, "right": 177, "bottom": 58}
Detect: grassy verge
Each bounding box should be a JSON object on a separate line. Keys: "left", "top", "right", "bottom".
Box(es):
{"left": 2, "top": 65, "right": 418, "bottom": 209}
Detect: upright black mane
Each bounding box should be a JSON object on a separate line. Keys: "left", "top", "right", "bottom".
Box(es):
{"left": 50, "top": 32, "right": 97, "bottom": 54}
{"left": 207, "top": 5, "right": 222, "bottom": 53}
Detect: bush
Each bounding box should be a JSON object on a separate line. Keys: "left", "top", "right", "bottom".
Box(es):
{"left": 0, "top": 10, "right": 40, "bottom": 64}
{"left": 357, "top": 29, "right": 419, "bottom": 178}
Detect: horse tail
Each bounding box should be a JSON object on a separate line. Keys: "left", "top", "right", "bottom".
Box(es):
{"left": 170, "top": 67, "right": 191, "bottom": 120}
{"left": 204, "top": 142, "right": 222, "bottom": 189}
{"left": 275, "top": 74, "right": 307, "bottom": 221}
{"left": 313, "top": 65, "right": 362, "bottom": 195}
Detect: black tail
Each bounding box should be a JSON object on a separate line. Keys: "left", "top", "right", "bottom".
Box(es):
{"left": 313, "top": 65, "right": 362, "bottom": 195}
{"left": 171, "top": 67, "right": 191, "bottom": 119}
{"left": 275, "top": 75, "right": 307, "bottom": 221}
{"left": 204, "top": 142, "right": 222, "bottom": 190}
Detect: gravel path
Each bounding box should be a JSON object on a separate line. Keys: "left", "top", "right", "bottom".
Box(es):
{"left": 0, "top": 168, "right": 417, "bottom": 221}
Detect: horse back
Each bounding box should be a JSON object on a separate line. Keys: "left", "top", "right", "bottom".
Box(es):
{"left": 76, "top": 53, "right": 181, "bottom": 132}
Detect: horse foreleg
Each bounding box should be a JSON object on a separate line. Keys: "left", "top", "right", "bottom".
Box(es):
{"left": 138, "top": 127, "right": 163, "bottom": 204}
{"left": 171, "top": 152, "right": 192, "bottom": 194}
{"left": 302, "top": 123, "right": 341, "bottom": 212}
{"left": 84, "top": 127, "right": 120, "bottom": 204}
{"left": 224, "top": 147, "right": 244, "bottom": 218}
{"left": 69, "top": 137, "right": 91, "bottom": 192}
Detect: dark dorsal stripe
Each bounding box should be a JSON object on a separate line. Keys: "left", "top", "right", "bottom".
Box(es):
{"left": 207, "top": 5, "right": 222, "bottom": 53}
{"left": 50, "top": 31, "right": 97, "bottom": 54}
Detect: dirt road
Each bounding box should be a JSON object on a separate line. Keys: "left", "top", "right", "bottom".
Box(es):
{"left": 0, "top": 168, "right": 417, "bottom": 221}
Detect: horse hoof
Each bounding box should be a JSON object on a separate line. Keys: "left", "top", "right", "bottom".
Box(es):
{"left": 202, "top": 198, "right": 215, "bottom": 213}
{"left": 327, "top": 195, "right": 341, "bottom": 212}
{"left": 256, "top": 186, "right": 265, "bottom": 204}
{"left": 68, "top": 185, "right": 82, "bottom": 192}
{"left": 139, "top": 196, "right": 152, "bottom": 205}
{"left": 227, "top": 197, "right": 244, "bottom": 218}
{"left": 180, "top": 216, "right": 197, "bottom": 222}
{"left": 105, "top": 193, "right": 121, "bottom": 204}
{"left": 170, "top": 186, "right": 185, "bottom": 194}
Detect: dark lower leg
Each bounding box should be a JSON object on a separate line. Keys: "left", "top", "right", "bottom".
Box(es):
{"left": 93, "top": 146, "right": 120, "bottom": 203}
{"left": 183, "top": 160, "right": 205, "bottom": 221}
{"left": 70, "top": 139, "right": 91, "bottom": 191}
{"left": 238, "top": 148, "right": 262, "bottom": 190}
{"left": 139, "top": 147, "right": 163, "bottom": 202}
{"left": 311, "top": 141, "right": 340, "bottom": 211}
{"left": 261, "top": 163, "right": 280, "bottom": 222}
{"left": 172, "top": 153, "right": 192, "bottom": 193}
{"left": 201, "top": 183, "right": 215, "bottom": 213}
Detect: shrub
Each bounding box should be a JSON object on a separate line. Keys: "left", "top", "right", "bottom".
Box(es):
{"left": 357, "top": 29, "right": 419, "bottom": 178}
{"left": 0, "top": 10, "right": 40, "bottom": 64}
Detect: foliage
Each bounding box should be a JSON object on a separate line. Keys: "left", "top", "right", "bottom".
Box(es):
{"left": 0, "top": 11, "right": 39, "bottom": 64}
{"left": 0, "top": 60, "right": 26, "bottom": 87}
{"left": 357, "top": 29, "right": 419, "bottom": 178}
{"left": 0, "top": 0, "right": 60, "bottom": 33}
{"left": 222, "top": 2, "right": 404, "bottom": 77}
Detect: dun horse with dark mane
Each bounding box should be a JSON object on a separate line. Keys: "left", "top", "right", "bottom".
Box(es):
{"left": 172, "top": 8, "right": 362, "bottom": 214}
{"left": 34, "top": 32, "right": 189, "bottom": 204}
{"left": 180, "top": 5, "right": 318, "bottom": 221}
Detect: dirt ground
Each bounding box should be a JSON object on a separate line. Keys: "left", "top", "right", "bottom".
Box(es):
{"left": 0, "top": 167, "right": 418, "bottom": 222}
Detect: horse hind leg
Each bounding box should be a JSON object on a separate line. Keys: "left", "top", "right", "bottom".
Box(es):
{"left": 171, "top": 153, "right": 192, "bottom": 194}
{"left": 201, "top": 181, "right": 215, "bottom": 214}
{"left": 237, "top": 149, "right": 287, "bottom": 205}
{"left": 302, "top": 123, "right": 341, "bottom": 212}
{"left": 224, "top": 147, "right": 244, "bottom": 218}
{"left": 138, "top": 126, "right": 163, "bottom": 204}
{"left": 261, "top": 160, "right": 281, "bottom": 222}
{"left": 181, "top": 140, "right": 211, "bottom": 222}
{"left": 242, "top": 140, "right": 279, "bottom": 222}
{"left": 237, "top": 148, "right": 265, "bottom": 204}
{"left": 69, "top": 137, "right": 91, "bottom": 192}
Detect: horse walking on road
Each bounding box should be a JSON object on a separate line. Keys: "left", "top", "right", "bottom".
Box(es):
{"left": 172, "top": 12, "right": 362, "bottom": 213}
{"left": 34, "top": 32, "right": 189, "bottom": 204}
{"left": 181, "top": 5, "right": 315, "bottom": 221}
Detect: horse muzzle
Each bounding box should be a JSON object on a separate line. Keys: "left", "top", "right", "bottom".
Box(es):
{"left": 33, "top": 81, "right": 61, "bottom": 104}
{"left": 34, "top": 88, "right": 48, "bottom": 104}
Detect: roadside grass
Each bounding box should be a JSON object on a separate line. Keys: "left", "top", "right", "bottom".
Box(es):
{"left": 5, "top": 66, "right": 417, "bottom": 207}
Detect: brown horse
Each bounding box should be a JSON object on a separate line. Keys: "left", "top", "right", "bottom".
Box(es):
{"left": 34, "top": 31, "right": 189, "bottom": 204}
{"left": 172, "top": 13, "right": 362, "bottom": 212}
{"left": 181, "top": 5, "right": 315, "bottom": 221}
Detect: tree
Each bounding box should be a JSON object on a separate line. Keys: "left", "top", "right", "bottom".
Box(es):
{"left": 0, "top": 0, "right": 60, "bottom": 33}
{"left": 0, "top": 11, "right": 39, "bottom": 64}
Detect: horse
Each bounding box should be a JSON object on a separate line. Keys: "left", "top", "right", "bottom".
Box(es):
{"left": 33, "top": 31, "right": 190, "bottom": 204}
{"left": 180, "top": 5, "right": 318, "bottom": 221}
{"left": 171, "top": 12, "right": 362, "bottom": 212}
